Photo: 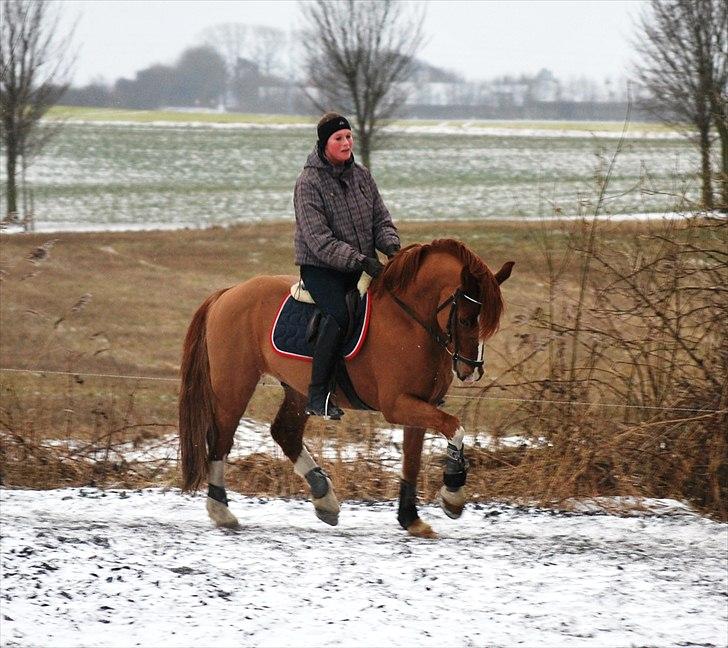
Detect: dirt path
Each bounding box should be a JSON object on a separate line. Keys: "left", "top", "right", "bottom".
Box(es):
{"left": 1, "top": 488, "right": 726, "bottom": 647}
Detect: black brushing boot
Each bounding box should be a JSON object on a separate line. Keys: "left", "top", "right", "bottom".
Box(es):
{"left": 305, "top": 314, "right": 345, "bottom": 419}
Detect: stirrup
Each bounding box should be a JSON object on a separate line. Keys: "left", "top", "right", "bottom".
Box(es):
{"left": 305, "top": 392, "right": 344, "bottom": 420}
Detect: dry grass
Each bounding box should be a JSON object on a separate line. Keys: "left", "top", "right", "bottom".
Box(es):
{"left": 1, "top": 218, "right": 725, "bottom": 519}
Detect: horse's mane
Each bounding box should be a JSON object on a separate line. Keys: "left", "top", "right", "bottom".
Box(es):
{"left": 373, "top": 238, "right": 504, "bottom": 340}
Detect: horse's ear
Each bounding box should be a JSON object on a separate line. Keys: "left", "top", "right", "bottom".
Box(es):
{"left": 494, "top": 261, "right": 515, "bottom": 285}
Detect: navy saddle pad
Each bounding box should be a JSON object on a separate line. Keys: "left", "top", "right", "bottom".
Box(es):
{"left": 270, "top": 291, "right": 371, "bottom": 361}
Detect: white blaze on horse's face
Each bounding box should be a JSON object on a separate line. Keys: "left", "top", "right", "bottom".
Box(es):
{"left": 454, "top": 302, "right": 483, "bottom": 382}
{"left": 459, "top": 341, "right": 484, "bottom": 383}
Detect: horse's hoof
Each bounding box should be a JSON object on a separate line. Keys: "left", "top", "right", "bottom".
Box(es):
{"left": 439, "top": 498, "right": 464, "bottom": 519}
{"left": 315, "top": 508, "right": 339, "bottom": 526}
{"left": 407, "top": 518, "right": 438, "bottom": 539}
{"left": 311, "top": 480, "right": 340, "bottom": 527}
{"left": 207, "top": 497, "right": 240, "bottom": 528}
{"left": 439, "top": 486, "right": 466, "bottom": 519}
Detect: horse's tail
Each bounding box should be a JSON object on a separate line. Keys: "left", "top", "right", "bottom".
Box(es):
{"left": 179, "top": 288, "right": 228, "bottom": 492}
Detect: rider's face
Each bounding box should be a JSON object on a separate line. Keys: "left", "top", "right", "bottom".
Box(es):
{"left": 324, "top": 129, "right": 354, "bottom": 165}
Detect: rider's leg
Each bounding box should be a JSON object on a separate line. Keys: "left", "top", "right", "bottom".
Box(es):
{"left": 299, "top": 265, "right": 358, "bottom": 419}
{"left": 306, "top": 314, "right": 345, "bottom": 418}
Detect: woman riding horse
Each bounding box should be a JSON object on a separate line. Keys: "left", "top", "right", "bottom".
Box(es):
{"left": 179, "top": 236, "right": 513, "bottom": 537}
{"left": 294, "top": 112, "right": 400, "bottom": 419}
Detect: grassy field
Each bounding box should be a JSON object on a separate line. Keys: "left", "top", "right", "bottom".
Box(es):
{"left": 2, "top": 217, "right": 725, "bottom": 518}
{"left": 8, "top": 108, "right": 700, "bottom": 233}
{"left": 47, "top": 105, "right": 679, "bottom": 132}
{"left": 1, "top": 108, "right": 723, "bottom": 516}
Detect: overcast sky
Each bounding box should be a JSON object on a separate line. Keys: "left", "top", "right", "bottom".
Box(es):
{"left": 60, "top": 0, "right": 646, "bottom": 86}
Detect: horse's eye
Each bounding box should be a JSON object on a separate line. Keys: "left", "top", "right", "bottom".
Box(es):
{"left": 459, "top": 317, "right": 476, "bottom": 328}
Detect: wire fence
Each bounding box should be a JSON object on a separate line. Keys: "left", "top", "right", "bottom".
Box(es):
{"left": 1, "top": 366, "right": 723, "bottom": 414}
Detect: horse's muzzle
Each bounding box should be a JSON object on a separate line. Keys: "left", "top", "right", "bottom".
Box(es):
{"left": 458, "top": 366, "right": 483, "bottom": 383}
{"left": 454, "top": 355, "right": 484, "bottom": 382}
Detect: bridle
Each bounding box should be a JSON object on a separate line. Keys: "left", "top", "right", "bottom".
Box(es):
{"left": 387, "top": 287, "right": 485, "bottom": 378}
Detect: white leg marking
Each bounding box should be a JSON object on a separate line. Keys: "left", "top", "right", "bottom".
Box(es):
{"left": 451, "top": 426, "right": 465, "bottom": 450}
{"left": 293, "top": 445, "right": 318, "bottom": 477}
{"left": 209, "top": 459, "right": 225, "bottom": 486}
{"left": 206, "top": 498, "right": 239, "bottom": 528}
{"left": 313, "top": 475, "right": 340, "bottom": 515}
{"left": 292, "top": 445, "right": 340, "bottom": 522}
{"left": 206, "top": 456, "right": 239, "bottom": 528}
{"left": 440, "top": 485, "right": 467, "bottom": 508}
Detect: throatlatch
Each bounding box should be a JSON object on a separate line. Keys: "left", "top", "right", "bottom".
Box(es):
{"left": 388, "top": 287, "right": 485, "bottom": 377}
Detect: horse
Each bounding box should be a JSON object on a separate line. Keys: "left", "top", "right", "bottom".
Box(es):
{"left": 179, "top": 238, "right": 514, "bottom": 538}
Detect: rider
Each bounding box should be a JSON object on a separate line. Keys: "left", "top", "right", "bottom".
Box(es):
{"left": 294, "top": 112, "right": 400, "bottom": 419}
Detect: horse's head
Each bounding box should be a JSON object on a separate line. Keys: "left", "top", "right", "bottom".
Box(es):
{"left": 444, "top": 255, "right": 513, "bottom": 382}
{"left": 377, "top": 239, "right": 514, "bottom": 383}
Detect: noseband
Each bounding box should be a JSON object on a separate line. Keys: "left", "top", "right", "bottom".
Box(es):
{"left": 388, "top": 288, "right": 485, "bottom": 376}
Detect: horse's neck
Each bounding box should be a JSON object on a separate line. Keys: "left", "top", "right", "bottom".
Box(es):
{"left": 398, "top": 257, "right": 462, "bottom": 317}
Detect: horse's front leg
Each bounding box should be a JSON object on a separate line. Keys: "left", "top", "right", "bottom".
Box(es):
{"left": 399, "top": 426, "right": 437, "bottom": 539}
{"left": 439, "top": 427, "right": 468, "bottom": 519}
{"left": 382, "top": 395, "right": 469, "bottom": 529}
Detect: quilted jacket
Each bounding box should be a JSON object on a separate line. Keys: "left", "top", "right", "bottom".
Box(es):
{"left": 293, "top": 148, "right": 400, "bottom": 272}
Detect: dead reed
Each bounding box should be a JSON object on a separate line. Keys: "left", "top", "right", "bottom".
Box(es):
{"left": 463, "top": 216, "right": 727, "bottom": 519}
{"left": 1, "top": 218, "right": 725, "bottom": 519}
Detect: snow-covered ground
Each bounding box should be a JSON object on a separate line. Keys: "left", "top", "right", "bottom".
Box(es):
{"left": 2, "top": 210, "right": 718, "bottom": 235}
{"left": 1, "top": 488, "right": 726, "bottom": 648}
{"left": 55, "top": 118, "right": 686, "bottom": 140}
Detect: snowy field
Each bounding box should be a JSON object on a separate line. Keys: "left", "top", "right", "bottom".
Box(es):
{"left": 1, "top": 120, "right": 701, "bottom": 232}
{"left": 1, "top": 487, "right": 726, "bottom": 648}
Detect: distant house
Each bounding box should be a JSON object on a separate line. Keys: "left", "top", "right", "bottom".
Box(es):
{"left": 229, "top": 57, "right": 294, "bottom": 112}
{"left": 486, "top": 76, "right": 530, "bottom": 107}
{"left": 530, "top": 68, "right": 560, "bottom": 102}
{"left": 399, "top": 60, "right": 465, "bottom": 106}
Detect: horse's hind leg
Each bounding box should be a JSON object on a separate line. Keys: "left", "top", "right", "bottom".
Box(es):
{"left": 271, "top": 384, "right": 340, "bottom": 526}
{"left": 206, "top": 385, "right": 257, "bottom": 529}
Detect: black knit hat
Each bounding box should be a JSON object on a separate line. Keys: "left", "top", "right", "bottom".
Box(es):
{"left": 317, "top": 114, "right": 352, "bottom": 150}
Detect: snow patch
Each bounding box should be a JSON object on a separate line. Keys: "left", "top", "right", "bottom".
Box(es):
{"left": 1, "top": 487, "right": 725, "bottom": 648}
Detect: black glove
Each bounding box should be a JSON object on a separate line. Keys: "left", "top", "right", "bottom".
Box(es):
{"left": 384, "top": 244, "right": 400, "bottom": 259}
{"left": 361, "top": 256, "right": 385, "bottom": 278}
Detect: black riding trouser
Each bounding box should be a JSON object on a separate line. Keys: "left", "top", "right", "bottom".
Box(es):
{"left": 299, "top": 265, "right": 361, "bottom": 331}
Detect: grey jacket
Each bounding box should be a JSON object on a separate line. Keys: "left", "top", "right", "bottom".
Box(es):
{"left": 294, "top": 148, "right": 400, "bottom": 272}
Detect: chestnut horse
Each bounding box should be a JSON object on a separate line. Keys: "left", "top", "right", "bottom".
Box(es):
{"left": 179, "top": 238, "right": 513, "bottom": 538}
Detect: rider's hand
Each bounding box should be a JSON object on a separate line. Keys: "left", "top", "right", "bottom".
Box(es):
{"left": 384, "top": 244, "right": 400, "bottom": 259}
{"left": 361, "top": 256, "right": 385, "bottom": 278}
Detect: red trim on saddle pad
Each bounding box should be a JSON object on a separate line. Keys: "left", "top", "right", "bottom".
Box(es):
{"left": 269, "top": 291, "right": 371, "bottom": 362}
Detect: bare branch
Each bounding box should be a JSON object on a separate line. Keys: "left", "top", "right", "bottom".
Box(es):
{"left": 299, "top": 0, "right": 425, "bottom": 168}
{"left": 1, "top": 0, "right": 75, "bottom": 223}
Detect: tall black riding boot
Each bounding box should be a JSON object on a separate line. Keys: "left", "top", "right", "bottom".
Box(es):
{"left": 306, "top": 314, "right": 345, "bottom": 419}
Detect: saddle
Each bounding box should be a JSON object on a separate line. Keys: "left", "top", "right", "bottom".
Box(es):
{"left": 270, "top": 283, "right": 374, "bottom": 411}
{"left": 271, "top": 287, "right": 370, "bottom": 361}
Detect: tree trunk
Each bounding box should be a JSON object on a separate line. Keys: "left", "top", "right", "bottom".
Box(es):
{"left": 717, "top": 127, "right": 728, "bottom": 213}
{"left": 359, "top": 132, "right": 371, "bottom": 170}
{"left": 698, "top": 124, "right": 714, "bottom": 210}
{"left": 714, "top": 104, "right": 728, "bottom": 213}
{"left": 4, "top": 125, "right": 18, "bottom": 220}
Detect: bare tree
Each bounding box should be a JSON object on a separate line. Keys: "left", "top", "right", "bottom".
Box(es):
{"left": 706, "top": 2, "right": 728, "bottom": 211}
{"left": 299, "top": 0, "right": 425, "bottom": 169}
{"left": 0, "top": 0, "right": 74, "bottom": 226}
{"left": 248, "top": 25, "right": 287, "bottom": 78}
{"left": 633, "top": 0, "right": 728, "bottom": 211}
{"left": 199, "top": 23, "right": 250, "bottom": 81}
{"left": 199, "top": 23, "right": 288, "bottom": 108}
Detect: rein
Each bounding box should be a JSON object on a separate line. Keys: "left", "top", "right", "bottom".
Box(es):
{"left": 387, "top": 288, "right": 485, "bottom": 375}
